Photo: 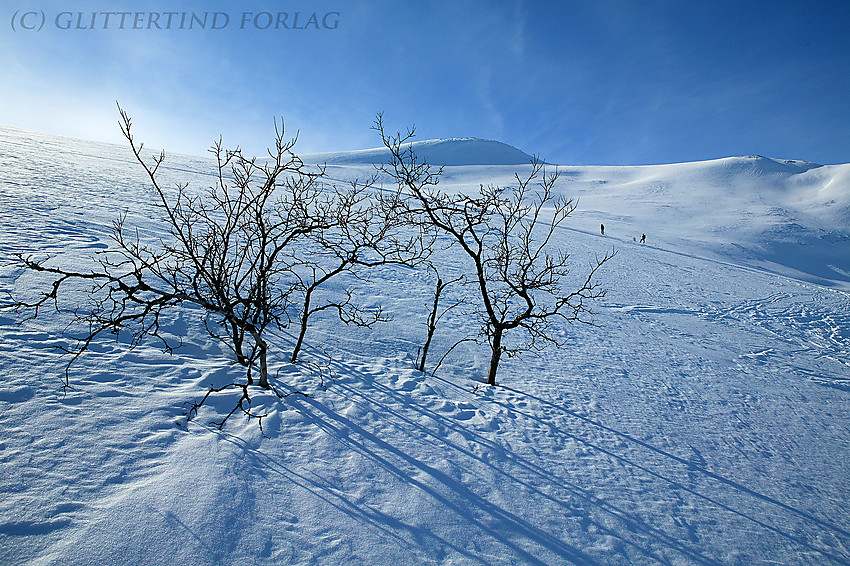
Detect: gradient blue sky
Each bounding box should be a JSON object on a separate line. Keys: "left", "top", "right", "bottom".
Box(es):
{"left": 2, "top": 1, "right": 849, "bottom": 165}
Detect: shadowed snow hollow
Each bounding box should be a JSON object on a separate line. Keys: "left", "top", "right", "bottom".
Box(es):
{"left": 302, "top": 137, "right": 535, "bottom": 166}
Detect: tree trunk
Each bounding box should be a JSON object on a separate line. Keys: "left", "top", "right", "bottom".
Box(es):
{"left": 232, "top": 322, "right": 247, "bottom": 366}
{"left": 486, "top": 326, "right": 503, "bottom": 386}
{"left": 418, "top": 277, "right": 442, "bottom": 372}
{"left": 257, "top": 341, "right": 269, "bottom": 389}
{"left": 291, "top": 288, "right": 313, "bottom": 363}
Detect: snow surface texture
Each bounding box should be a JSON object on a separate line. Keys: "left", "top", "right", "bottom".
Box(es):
{"left": 1, "top": 125, "right": 849, "bottom": 565}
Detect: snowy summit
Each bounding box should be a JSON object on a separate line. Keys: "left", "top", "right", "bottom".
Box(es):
{"left": 302, "top": 137, "right": 535, "bottom": 166}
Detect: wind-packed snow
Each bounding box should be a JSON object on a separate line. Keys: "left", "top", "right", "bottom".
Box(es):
{"left": 1, "top": 125, "right": 849, "bottom": 565}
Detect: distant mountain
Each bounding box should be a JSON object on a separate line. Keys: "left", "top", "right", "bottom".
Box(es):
{"left": 303, "top": 141, "right": 850, "bottom": 287}
{"left": 301, "top": 138, "right": 535, "bottom": 166}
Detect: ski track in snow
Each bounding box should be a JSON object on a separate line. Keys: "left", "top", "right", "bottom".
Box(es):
{"left": 1, "top": 127, "right": 849, "bottom": 565}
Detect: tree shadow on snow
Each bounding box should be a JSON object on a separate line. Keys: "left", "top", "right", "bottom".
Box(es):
{"left": 212, "top": 350, "right": 733, "bottom": 565}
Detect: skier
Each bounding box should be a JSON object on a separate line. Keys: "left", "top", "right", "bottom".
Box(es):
{"left": 640, "top": 234, "right": 646, "bottom": 244}
{"left": 600, "top": 224, "right": 605, "bottom": 235}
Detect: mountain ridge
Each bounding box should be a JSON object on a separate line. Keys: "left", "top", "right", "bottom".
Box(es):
{"left": 301, "top": 137, "right": 535, "bottom": 166}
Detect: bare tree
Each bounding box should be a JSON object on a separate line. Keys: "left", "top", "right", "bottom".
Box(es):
{"left": 376, "top": 117, "right": 614, "bottom": 385}
{"left": 415, "top": 264, "right": 463, "bottom": 373}
{"left": 288, "top": 180, "right": 433, "bottom": 363}
{"left": 10, "top": 106, "right": 336, "bottom": 425}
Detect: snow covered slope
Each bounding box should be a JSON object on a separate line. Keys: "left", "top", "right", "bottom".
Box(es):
{"left": 302, "top": 137, "right": 535, "bottom": 166}
{"left": 548, "top": 155, "right": 850, "bottom": 288}
{"left": 409, "top": 154, "right": 850, "bottom": 289}
{"left": 1, "top": 126, "right": 849, "bottom": 565}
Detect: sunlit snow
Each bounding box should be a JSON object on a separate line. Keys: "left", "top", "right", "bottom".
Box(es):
{"left": 1, "top": 125, "right": 848, "bottom": 565}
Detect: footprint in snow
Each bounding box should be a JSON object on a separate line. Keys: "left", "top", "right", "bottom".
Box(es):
{"left": 454, "top": 409, "right": 477, "bottom": 421}
{"left": 433, "top": 400, "right": 483, "bottom": 423}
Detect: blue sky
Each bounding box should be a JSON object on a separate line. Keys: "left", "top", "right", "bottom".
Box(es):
{"left": 2, "top": 1, "right": 849, "bottom": 165}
